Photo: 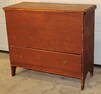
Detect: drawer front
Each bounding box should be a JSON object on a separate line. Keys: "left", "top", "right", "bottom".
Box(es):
{"left": 6, "top": 11, "right": 83, "bottom": 54}
{"left": 10, "top": 47, "right": 81, "bottom": 77}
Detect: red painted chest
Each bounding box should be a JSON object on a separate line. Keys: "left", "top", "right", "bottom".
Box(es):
{"left": 3, "top": 2, "right": 96, "bottom": 90}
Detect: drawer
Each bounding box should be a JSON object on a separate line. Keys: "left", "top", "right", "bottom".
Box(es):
{"left": 6, "top": 11, "right": 83, "bottom": 54}
{"left": 10, "top": 47, "right": 81, "bottom": 76}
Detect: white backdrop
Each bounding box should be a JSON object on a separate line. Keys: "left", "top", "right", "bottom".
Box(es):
{"left": 0, "top": 0, "right": 101, "bottom": 65}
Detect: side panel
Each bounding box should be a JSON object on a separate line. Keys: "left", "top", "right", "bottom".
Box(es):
{"left": 83, "top": 10, "right": 95, "bottom": 77}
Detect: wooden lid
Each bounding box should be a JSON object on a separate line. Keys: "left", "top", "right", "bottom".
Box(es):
{"left": 3, "top": 2, "right": 96, "bottom": 13}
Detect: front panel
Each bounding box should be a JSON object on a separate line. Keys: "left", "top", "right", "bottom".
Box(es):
{"left": 5, "top": 10, "right": 83, "bottom": 54}
{"left": 10, "top": 47, "right": 81, "bottom": 78}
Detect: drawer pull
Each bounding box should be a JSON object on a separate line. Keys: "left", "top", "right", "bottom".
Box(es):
{"left": 63, "top": 61, "right": 69, "bottom": 64}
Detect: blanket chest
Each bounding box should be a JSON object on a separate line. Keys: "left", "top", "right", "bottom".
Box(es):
{"left": 3, "top": 2, "right": 96, "bottom": 90}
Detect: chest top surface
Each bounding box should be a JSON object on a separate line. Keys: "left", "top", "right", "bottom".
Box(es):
{"left": 4, "top": 2, "right": 96, "bottom": 13}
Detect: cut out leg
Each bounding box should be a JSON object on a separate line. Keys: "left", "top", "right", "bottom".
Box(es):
{"left": 81, "top": 77, "right": 85, "bottom": 90}
{"left": 11, "top": 66, "right": 16, "bottom": 76}
{"left": 89, "top": 70, "right": 93, "bottom": 77}
{"left": 89, "top": 68, "right": 93, "bottom": 77}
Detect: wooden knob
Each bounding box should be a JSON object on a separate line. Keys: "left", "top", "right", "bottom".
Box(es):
{"left": 63, "top": 61, "right": 68, "bottom": 64}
